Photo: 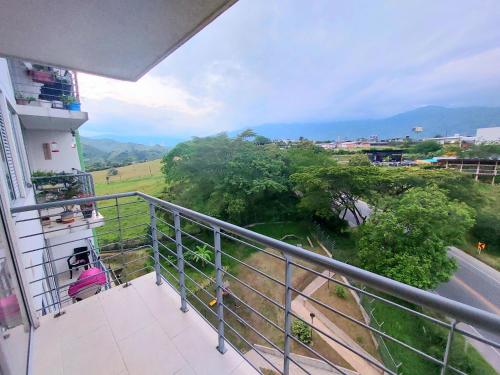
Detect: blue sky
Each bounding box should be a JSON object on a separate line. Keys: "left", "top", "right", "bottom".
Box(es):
{"left": 78, "top": 0, "right": 500, "bottom": 144}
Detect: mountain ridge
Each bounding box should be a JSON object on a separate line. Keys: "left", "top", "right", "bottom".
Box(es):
{"left": 80, "top": 137, "right": 168, "bottom": 171}
{"left": 235, "top": 106, "right": 500, "bottom": 140}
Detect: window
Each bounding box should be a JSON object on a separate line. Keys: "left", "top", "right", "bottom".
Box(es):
{"left": 0, "top": 105, "right": 19, "bottom": 200}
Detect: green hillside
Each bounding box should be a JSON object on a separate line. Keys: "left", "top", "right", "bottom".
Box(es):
{"left": 81, "top": 137, "right": 168, "bottom": 171}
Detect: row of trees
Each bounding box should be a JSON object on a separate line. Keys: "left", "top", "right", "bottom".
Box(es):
{"left": 162, "top": 132, "right": 484, "bottom": 289}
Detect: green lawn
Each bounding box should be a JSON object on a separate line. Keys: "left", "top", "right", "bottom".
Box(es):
{"left": 367, "top": 295, "right": 496, "bottom": 375}
{"left": 92, "top": 160, "right": 165, "bottom": 246}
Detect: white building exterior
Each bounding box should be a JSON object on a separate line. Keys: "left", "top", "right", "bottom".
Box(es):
{"left": 476, "top": 126, "right": 500, "bottom": 143}
{"left": 0, "top": 56, "right": 99, "bottom": 318}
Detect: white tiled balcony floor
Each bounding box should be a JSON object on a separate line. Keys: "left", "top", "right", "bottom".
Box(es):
{"left": 31, "top": 272, "right": 257, "bottom": 375}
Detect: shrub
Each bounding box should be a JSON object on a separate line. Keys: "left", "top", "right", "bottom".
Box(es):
{"left": 107, "top": 168, "right": 118, "bottom": 176}
{"left": 335, "top": 285, "right": 347, "bottom": 299}
{"left": 291, "top": 319, "right": 312, "bottom": 345}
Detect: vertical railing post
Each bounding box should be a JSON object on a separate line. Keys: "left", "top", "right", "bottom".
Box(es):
{"left": 283, "top": 254, "right": 293, "bottom": 374}
{"left": 213, "top": 225, "right": 227, "bottom": 354}
{"left": 116, "top": 197, "right": 129, "bottom": 287}
{"left": 149, "top": 203, "right": 161, "bottom": 286}
{"left": 440, "top": 320, "right": 457, "bottom": 375}
{"left": 173, "top": 210, "right": 188, "bottom": 312}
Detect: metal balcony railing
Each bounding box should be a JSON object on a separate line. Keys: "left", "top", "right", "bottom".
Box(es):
{"left": 11, "top": 192, "right": 500, "bottom": 375}
{"left": 8, "top": 58, "right": 81, "bottom": 110}
{"left": 31, "top": 170, "right": 95, "bottom": 205}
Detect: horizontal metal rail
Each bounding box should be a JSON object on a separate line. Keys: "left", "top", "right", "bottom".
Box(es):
{"left": 11, "top": 191, "right": 500, "bottom": 375}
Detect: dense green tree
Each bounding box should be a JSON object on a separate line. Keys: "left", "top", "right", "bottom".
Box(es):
{"left": 409, "top": 140, "right": 442, "bottom": 155}
{"left": 253, "top": 135, "right": 272, "bottom": 145}
{"left": 357, "top": 186, "right": 475, "bottom": 289}
{"left": 348, "top": 154, "right": 371, "bottom": 166}
{"left": 162, "top": 134, "right": 293, "bottom": 224}
{"left": 459, "top": 144, "right": 500, "bottom": 159}
{"left": 292, "top": 165, "right": 379, "bottom": 225}
{"left": 286, "top": 143, "right": 333, "bottom": 173}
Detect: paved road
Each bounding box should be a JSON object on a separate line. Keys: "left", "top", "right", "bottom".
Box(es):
{"left": 436, "top": 247, "right": 500, "bottom": 371}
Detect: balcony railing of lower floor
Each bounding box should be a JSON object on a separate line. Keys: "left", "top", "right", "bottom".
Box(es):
{"left": 10, "top": 192, "right": 500, "bottom": 375}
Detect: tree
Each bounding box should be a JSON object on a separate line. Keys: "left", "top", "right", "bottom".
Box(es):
{"left": 291, "top": 165, "right": 379, "bottom": 225}
{"left": 357, "top": 186, "right": 475, "bottom": 289}
{"left": 253, "top": 135, "right": 272, "bottom": 145}
{"left": 459, "top": 143, "right": 500, "bottom": 159}
{"left": 409, "top": 140, "right": 442, "bottom": 155}
{"left": 162, "top": 134, "right": 293, "bottom": 224}
{"left": 236, "top": 128, "right": 257, "bottom": 140}
{"left": 348, "top": 154, "right": 371, "bottom": 166}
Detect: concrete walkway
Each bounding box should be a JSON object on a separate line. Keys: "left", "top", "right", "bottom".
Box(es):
{"left": 291, "top": 271, "right": 383, "bottom": 375}
{"left": 245, "top": 345, "right": 358, "bottom": 375}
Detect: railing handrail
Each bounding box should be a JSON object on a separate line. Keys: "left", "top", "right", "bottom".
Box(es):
{"left": 31, "top": 172, "right": 93, "bottom": 180}
{"left": 10, "top": 190, "right": 500, "bottom": 335}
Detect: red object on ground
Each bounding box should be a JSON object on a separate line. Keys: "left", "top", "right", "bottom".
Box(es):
{"left": 68, "top": 267, "right": 106, "bottom": 298}
{"left": 0, "top": 294, "right": 20, "bottom": 324}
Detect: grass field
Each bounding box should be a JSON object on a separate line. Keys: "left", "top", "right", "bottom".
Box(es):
{"left": 92, "top": 159, "right": 165, "bottom": 246}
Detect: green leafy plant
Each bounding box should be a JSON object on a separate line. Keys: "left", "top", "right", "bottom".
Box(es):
{"left": 61, "top": 95, "right": 77, "bottom": 105}
{"left": 188, "top": 244, "right": 213, "bottom": 267}
{"left": 291, "top": 319, "right": 312, "bottom": 345}
{"left": 335, "top": 285, "right": 347, "bottom": 299}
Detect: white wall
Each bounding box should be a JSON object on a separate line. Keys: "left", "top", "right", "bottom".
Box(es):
{"left": 0, "top": 59, "right": 15, "bottom": 103}
{"left": 22, "top": 129, "right": 81, "bottom": 173}
{"left": 476, "top": 127, "right": 500, "bottom": 143}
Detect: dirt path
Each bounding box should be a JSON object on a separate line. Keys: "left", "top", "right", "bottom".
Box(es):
{"left": 292, "top": 270, "right": 383, "bottom": 375}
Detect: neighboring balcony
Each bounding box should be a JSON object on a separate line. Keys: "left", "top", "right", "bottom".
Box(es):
{"left": 10, "top": 192, "right": 500, "bottom": 375}
{"left": 31, "top": 170, "right": 103, "bottom": 239}
{"left": 8, "top": 59, "right": 87, "bottom": 131}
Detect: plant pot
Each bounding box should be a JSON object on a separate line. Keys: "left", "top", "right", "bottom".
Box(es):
{"left": 52, "top": 100, "right": 64, "bottom": 109}
{"left": 80, "top": 205, "right": 94, "bottom": 219}
{"left": 39, "top": 100, "right": 52, "bottom": 108}
{"left": 16, "top": 98, "right": 29, "bottom": 105}
{"left": 31, "top": 70, "right": 55, "bottom": 84}
{"left": 60, "top": 210, "right": 75, "bottom": 223}
{"left": 67, "top": 102, "right": 81, "bottom": 111}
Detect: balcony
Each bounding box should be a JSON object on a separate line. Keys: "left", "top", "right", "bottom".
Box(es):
{"left": 11, "top": 192, "right": 500, "bottom": 374}
{"left": 9, "top": 59, "right": 88, "bottom": 131}
{"left": 31, "top": 171, "right": 103, "bottom": 239}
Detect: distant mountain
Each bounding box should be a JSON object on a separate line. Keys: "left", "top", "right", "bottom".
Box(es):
{"left": 238, "top": 106, "right": 500, "bottom": 141}
{"left": 80, "top": 137, "right": 169, "bottom": 171}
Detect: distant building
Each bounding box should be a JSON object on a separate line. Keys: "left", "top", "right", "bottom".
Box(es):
{"left": 337, "top": 141, "right": 371, "bottom": 149}
{"left": 476, "top": 127, "right": 500, "bottom": 143}
{"left": 363, "top": 149, "right": 404, "bottom": 162}
{"left": 318, "top": 142, "right": 336, "bottom": 150}
{"left": 423, "top": 134, "right": 475, "bottom": 145}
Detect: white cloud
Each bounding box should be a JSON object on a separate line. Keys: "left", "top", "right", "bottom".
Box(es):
{"left": 78, "top": 73, "right": 222, "bottom": 118}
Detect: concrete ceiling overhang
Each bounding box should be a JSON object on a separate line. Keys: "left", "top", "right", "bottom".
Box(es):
{"left": 0, "top": 0, "right": 236, "bottom": 81}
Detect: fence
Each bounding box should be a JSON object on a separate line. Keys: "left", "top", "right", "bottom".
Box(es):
{"left": 11, "top": 192, "right": 500, "bottom": 375}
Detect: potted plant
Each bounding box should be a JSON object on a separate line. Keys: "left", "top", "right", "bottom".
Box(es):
{"left": 59, "top": 174, "right": 82, "bottom": 223}
{"left": 15, "top": 92, "right": 29, "bottom": 105}
{"left": 15, "top": 93, "right": 36, "bottom": 105}
{"left": 78, "top": 193, "right": 94, "bottom": 219}
{"left": 61, "top": 95, "right": 81, "bottom": 111}
{"left": 29, "top": 67, "right": 55, "bottom": 84}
